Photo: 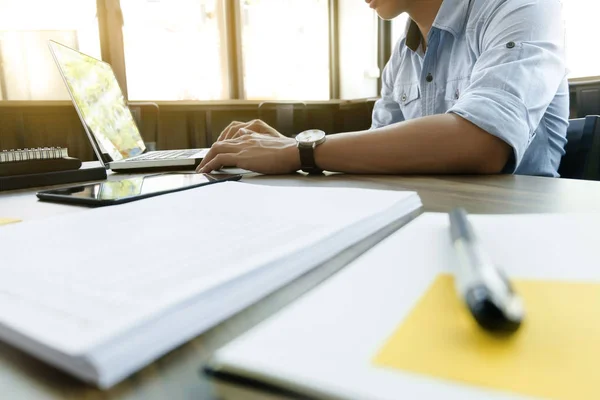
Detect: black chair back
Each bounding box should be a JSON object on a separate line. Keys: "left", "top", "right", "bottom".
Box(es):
{"left": 258, "top": 102, "right": 307, "bottom": 137}
{"left": 558, "top": 115, "right": 600, "bottom": 180}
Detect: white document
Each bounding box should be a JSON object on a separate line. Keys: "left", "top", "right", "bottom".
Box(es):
{"left": 208, "top": 212, "right": 600, "bottom": 400}
{"left": 0, "top": 181, "right": 421, "bottom": 388}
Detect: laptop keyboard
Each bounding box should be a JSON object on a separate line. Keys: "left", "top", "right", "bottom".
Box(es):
{"left": 125, "top": 149, "right": 201, "bottom": 162}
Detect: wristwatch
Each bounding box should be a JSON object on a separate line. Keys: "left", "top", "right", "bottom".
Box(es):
{"left": 295, "top": 129, "right": 326, "bottom": 174}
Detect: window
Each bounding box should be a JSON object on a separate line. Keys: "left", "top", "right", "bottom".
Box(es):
{"left": 338, "top": 1, "right": 379, "bottom": 99}
{"left": 562, "top": 1, "right": 600, "bottom": 79}
{"left": 239, "top": 0, "right": 330, "bottom": 100}
{"left": 0, "top": 0, "right": 100, "bottom": 100}
{"left": 121, "top": 0, "right": 229, "bottom": 101}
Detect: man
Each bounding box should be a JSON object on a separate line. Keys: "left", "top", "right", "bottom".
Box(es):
{"left": 197, "top": 0, "right": 568, "bottom": 177}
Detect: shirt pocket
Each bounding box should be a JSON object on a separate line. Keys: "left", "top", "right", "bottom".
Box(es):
{"left": 393, "top": 82, "right": 421, "bottom": 119}
{"left": 444, "top": 77, "right": 470, "bottom": 110}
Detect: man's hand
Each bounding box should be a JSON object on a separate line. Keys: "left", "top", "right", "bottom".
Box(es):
{"left": 196, "top": 133, "right": 301, "bottom": 174}
{"left": 216, "top": 119, "right": 285, "bottom": 142}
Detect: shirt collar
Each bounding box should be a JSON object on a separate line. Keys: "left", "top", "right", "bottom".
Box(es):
{"left": 404, "top": 0, "right": 470, "bottom": 52}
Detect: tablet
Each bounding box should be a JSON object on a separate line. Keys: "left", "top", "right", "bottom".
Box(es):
{"left": 36, "top": 172, "right": 242, "bottom": 206}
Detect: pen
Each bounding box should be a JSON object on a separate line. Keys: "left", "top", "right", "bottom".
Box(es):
{"left": 449, "top": 208, "right": 524, "bottom": 333}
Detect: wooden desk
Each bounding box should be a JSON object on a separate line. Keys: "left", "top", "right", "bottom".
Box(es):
{"left": 1, "top": 171, "right": 600, "bottom": 399}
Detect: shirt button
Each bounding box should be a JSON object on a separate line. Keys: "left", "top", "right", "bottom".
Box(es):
{"left": 426, "top": 73, "right": 433, "bottom": 83}
{"left": 506, "top": 41, "right": 516, "bottom": 49}
{"left": 401, "top": 93, "right": 407, "bottom": 102}
{"left": 455, "top": 89, "right": 460, "bottom": 100}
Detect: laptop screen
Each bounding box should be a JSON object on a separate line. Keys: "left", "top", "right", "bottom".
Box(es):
{"left": 49, "top": 40, "right": 146, "bottom": 162}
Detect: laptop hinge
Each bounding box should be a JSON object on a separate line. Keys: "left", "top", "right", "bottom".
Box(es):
{"left": 101, "top": 153, "right": 113, "bottom": 165}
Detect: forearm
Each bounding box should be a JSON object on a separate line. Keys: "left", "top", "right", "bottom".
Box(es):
{"left": 314, "top": 114, "right": 512, "bottom": 174}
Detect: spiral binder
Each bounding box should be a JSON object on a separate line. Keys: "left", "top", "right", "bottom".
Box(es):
{"left": 0, "top": 147, "right": 70, "bottom": 163}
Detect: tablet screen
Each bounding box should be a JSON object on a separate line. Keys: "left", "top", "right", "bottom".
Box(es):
{"left": 39, "top": 173, "right": 240, "bottom": 202}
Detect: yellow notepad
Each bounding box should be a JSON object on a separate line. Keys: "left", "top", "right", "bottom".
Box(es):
{"left": 373, "top": 274, "right": 600, "bottom": 400}
{"left": 0, "top": 218, "right": 20, "bottom": 226}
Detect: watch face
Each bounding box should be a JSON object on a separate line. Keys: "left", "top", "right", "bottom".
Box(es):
{"left": 296, "top": 129, "right": 326, "bottom": 144}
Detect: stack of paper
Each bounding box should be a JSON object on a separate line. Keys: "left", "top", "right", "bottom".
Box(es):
{"left": 207, "top": 213, "right": 600, "bottom": 400}
{"left": 0, "top": 181, "right": 421, "bottom": 388}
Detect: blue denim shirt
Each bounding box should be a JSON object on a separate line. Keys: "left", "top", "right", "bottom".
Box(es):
{"left": 372, "top": 0, "right": 569, "bottom": 176}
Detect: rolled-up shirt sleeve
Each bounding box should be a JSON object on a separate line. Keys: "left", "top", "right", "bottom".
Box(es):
{"left": 447, "top": 0, "right": 567, "bottom": 172}
{"left": 371, "top": 41, "right": 405, "bottom": 129}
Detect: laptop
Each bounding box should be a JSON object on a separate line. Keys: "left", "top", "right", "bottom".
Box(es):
{"left": 48, "top": 40, "right": 209, "bottom": 172}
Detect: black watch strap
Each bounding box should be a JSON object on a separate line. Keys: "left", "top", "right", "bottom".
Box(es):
{"left": 298, "top": 144, "right": 323, "bottom": 174}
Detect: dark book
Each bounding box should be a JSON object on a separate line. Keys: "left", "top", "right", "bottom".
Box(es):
{"left": 0, "top": 163, "right": 107, "bottom": 191}
{"left": 0, "top": 147, "right": 107, "bottom": 191}
{"left": 0, "top": 157, "right": 82, "bottom": 177}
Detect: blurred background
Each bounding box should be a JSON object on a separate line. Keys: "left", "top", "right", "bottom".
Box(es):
{"left": 0, "top": 0, "right": 596, "bottom": 160}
